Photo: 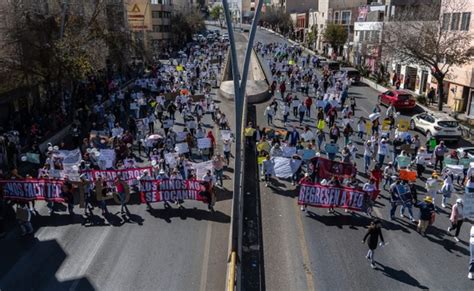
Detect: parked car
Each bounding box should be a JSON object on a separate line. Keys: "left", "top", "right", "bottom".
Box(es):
{"left": 378, "top": 90, "right": 416, "bottom": 110}
{"left": 410, "top": 112, "right": 462, "bottom": 142}
{"left": 340, "top": 67, "right": 361, "bottom": 83}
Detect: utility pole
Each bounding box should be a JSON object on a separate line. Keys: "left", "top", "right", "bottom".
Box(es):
{"left": 222, "top": 0, "right": 264, "bottom": 289}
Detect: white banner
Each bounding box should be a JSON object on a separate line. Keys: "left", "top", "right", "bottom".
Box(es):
{"left": 99, "top": 149, "right": 116, "bottom": 169}
{"left": 190, "top": 160, "right": 213, "bottom": 179}
{"left": 273, "top": 157, "right": 302, "bottom": 178}
{"left": 57, "top": 149, "right": 82, "bottom": 168}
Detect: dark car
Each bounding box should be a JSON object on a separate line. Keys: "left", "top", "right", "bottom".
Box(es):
{"left": 340, "top": 67, "right": 361, "bottom": 83}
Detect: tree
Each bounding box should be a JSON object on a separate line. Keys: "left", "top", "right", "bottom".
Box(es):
{"left": 382, "top": 0, "right": 474, "bottom": 111}
{"left": 170, "top": 10, "right": 205, "bottom": 48}
{"left": 322, "top": 24, "right": 348, "bottom": 56}
{"left": 0, "top": 0, "right": 109, "bottom": 103}
{"left": 209, "top": 5, "right": 224, "bottom": 27}
{"left": 260, "top": 7, "right": 293, "bottom": 35}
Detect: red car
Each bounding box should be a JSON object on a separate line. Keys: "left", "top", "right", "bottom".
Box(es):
{"left": 378, "top": 90, "right": 416, "bottom": 110}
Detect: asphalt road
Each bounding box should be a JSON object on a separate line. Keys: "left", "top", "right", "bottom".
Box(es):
{"left": 252, "top": 27, "right": 474, "bottom": 291}
{"left": 0, "top": 68, "right": 235, "bottom": 290}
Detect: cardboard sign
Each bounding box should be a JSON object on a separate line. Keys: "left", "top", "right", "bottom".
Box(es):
{"left": 272, "top": 157, "right": 302, "bottom": 178}
{"left": 99, "top": 149, "right": 116, "bottom": 169}
{"left": 399, "top": 169, "right": 417, "bottom": 181}
{"left": 221, "top": 130, "right": 232, "bottom": 141}
{"left": 382, "top": 120, "right": 391, "bottom": 131}
{"left": 398, "top": 120, "right": 409, "bottom": 132}
{"left": 26, "top": 152, "right": 41, "bottom": 164}
{"left": 175, "top": 143, "right": 190, "bottom": 154}
{"left": 396, "top": 156, "right": 412, "bottom": 168}
{"left": 176, "top": 131, "right": 187, "bottom": 142}
{"left": 464, "top": 191, "right": 474, "bottom": 219}
{"left": 197, "top": 138, "right": 212, "bottom": 149}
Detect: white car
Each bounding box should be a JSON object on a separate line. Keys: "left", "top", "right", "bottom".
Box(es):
{"left": 410, "top": 112, "right": 461, "bottom": 142}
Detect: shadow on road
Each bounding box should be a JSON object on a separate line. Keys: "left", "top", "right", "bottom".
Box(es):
{"left": 147, "top": 207, "right": 230, "bottom": 224}
{"left": 0, "top": 238, "right": 96, "bottom": 290}
{"left": 376, "top": 262, "right": 429, "bottom": 290}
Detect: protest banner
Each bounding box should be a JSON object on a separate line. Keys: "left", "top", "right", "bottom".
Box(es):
{"left": 273, "top": 157, "right": 302, "bottom": 178}
{"left": 300, "top": 149, "right": 316, "bottom": 161}
{"left": 464, "top": 191, "right": 474, "bottom": 219}
{"left": 99, "top": 149, "right": 116, "bottom": 169}
{"left": 0, "top": 179, "right": 65, "bottom": 202}
{"left": 396, "top": 155, "right": 411, "bottom": 168}
{"left": 176, "top": 131, "right": 187, "bottom": 142}
{"left": 221, "top": 130, "right": 232, "bottom": 141}
{"left": 197, "top": 138, "right": 212, "bottom": 149}
{"left": 90, "top": 167, "right": 152, "bottom": 185}
{"left": 164, "top": 153, "right": 178, "bottom": 168}
{"left": 399, "top": 169, "right": 417, "bottom": 182}
{"left": 281, "top": 145, "right": 297, "bottom": 158}
{"left": 175, "top": 142, "right": 190, "bottom": 154}
{"left": 459, "top": 157, "right": 473, "bottom": 168}
{"left": 310, "top": 157, "right": 355, "bottom": 179}
{"left": 26, "top": 152, "right": 41, "bottom": 164}
{"left": 398, "top": 120, "right": 409, "bottom": 131}
{"left": 444, "top": 165, "right": 464, "bottom": 177}
{"left": 382, "top": 119, "right": 391, "bottom": 131}
{"left": 444, "top": 157, "right": 458, "bottom": 166}
{"left": 297, "top": 183, "right": 369, "bottom": 212}
{"left": 140, "top": 179, "right": 208, "bottom": 203}
{"left": 190, "top": 160, "right": 213, "bottom": 179}
{"left": 57, "top": 149, "right": 82, "bottom": 168}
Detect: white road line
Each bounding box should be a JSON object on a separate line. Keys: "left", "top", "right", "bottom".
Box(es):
{"left": 69, "top": 229, "right": 109, "bottom": 291}
{"left": 199, "top": 221, "right": 213, "bottom": 291}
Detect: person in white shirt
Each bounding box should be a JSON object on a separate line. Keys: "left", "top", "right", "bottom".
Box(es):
{"left": 377, "top": 138, "right": 389, "bottom": 168}
{"left": 426, "top": 172, "right": 440, "bottom": 206}
{"left": 364, "top": 140, "right": 373, "bottom": 173}
{"left": 264, "top": 105, "right": 275, "bottom": 126}
{"left": 262, "top": 156, "right": 274, "bottom": 187}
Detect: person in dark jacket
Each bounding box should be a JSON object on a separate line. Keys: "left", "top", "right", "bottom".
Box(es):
{"left": 415, "top": 196, "right": 435, "bottom": 236}
{"left": 362, "top": 219, "right": 385, "bottom": 269}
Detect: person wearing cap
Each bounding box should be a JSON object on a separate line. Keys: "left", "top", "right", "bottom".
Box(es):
{"left": 398, "top": 180, "right": 415, "bottom": 222}
{"left": 426, "top": 172, "right": 440, "bottom": 207}
{"left": 244, "top": 122, "right": 256, "bottom": 147}
{"left": 362, "top": 218, "right": 385, "bottom": 269}
{"left": 415, "top": 196, "right": 435, "bottom": 236}
{"left": 448, "top": 199, "right": 464, "bottom": 242}
{"left": 433, "top": 140, "right": 448, "bottom": 172}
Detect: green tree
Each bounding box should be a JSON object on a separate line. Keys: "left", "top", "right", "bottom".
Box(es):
{"left": 323, "top": 24, "right": 348, "bottom": 56}
{"left": 209, "top": 5, "right": 224, "bottom": 27}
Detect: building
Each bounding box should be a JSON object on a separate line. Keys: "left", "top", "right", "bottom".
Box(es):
{"left": 314, "top": 0, "right": 373, "bottom": 57}
{"left": 438, "top": 0, "right": 474, "bottom": 114}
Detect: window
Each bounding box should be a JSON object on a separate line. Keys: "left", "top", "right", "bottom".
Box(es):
{"left": 442, "top": 13, "right": 450, "bottom": 30}
{"left": 372, "top": 31, "right": 380, "bottom": 42}
{"left": 151, "top": 0, "right": 158, "bottom": 4}
{"left": 334, "top": 11, "right": 340, "bottom": 23}
{"left": 152, "top": 11, "right": 163, "bottom": 18}
{"left": 153, "top": 25, "right": 160, "bottom": 32}
{"left": 341, "top": 11, "right": 351, "bottom": 25}
{"left": 461, "top": 12, "right": 471, "bottom": 31}
{"left": 451, "top": 12, "right": 461, "bottom": 30}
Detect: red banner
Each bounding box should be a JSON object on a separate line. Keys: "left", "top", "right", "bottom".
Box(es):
{"left": 298, "top": 183, "right": 369, "bottom": 211}
{"left": 89, "top": 167, "right": 152, "bottom": 183}
{"left": 309, "top": 157, "right": 355, "bottom": 180}
{"left": 0, "top": 179, "right": 65, "bottom": 202}
{"left": 140, "top": 179, "right": 209, "bottom": 203}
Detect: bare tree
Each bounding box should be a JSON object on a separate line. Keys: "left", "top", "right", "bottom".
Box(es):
{"left": 382, "top": 0, "right": 474, "bottom": 110}
{"left": 0, "top": 0, "right": 110, "bottom": 102}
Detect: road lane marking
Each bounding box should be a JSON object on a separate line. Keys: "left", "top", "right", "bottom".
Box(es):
{"left": 69, "top": 228, "right": 109, "bottom": 291}
{"left": 294, "top": 202, "right": 316, "bottom": 291}
{"left": 199, "top": 220, "right": 213, "bottom": 291}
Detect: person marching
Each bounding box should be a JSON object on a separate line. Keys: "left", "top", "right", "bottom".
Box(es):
{"left": 447, "top": 199, "right": 465, "bottom": 242}
{"left": 362, "top": 219, "right": 385, "bottom": 269}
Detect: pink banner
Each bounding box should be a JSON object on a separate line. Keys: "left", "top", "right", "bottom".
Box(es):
{"left": 140, "top": 179, "right": 209, "bottom": 203}
{"left": 298, "top": 183, "right": 370, "bottom": 211}
{"left": 0, "top": 179, "right": 65, "bottom": 202}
